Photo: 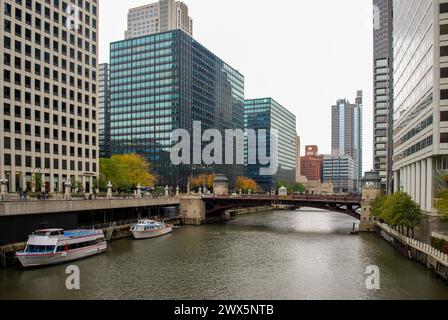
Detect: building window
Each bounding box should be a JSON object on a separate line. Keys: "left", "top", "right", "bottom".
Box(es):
{"left": 441, "top": 89, "right": 448, "bottom": 100}
{"left": 442, "top": 133, "right": 448, "bottom": 144}
{"left": 442, "top": 46, "right": 448, "bottom": 57}
{"left": 441, "top": 111, "right": 448, "bottom": 122}
{"left": 441, "top": 3, "right": 448, "bottom": 14}
{"left": 442, "top": 68, "right": 448, "bottom": 78}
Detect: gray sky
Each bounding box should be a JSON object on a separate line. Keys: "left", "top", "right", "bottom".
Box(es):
{"left": 99, "top": 0, "right": 374, "bottom": 171}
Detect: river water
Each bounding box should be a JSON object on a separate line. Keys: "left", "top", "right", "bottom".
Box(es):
{"left": 1, "top": 209, "right": 448, "bottom": 300}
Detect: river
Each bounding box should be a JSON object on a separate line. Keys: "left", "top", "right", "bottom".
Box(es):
{"left": 1, "top": 209, "right": 448, "bottom": 300}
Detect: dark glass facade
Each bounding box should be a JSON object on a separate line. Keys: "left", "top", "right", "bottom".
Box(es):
{"left": 244, "top": 98, "right": 297, "bottom": 191}
{"left": 99, "top": 63, "right": 111, "bottom": 158}
{"left": 109, "top": 30, "right": 244, "bottom": 188}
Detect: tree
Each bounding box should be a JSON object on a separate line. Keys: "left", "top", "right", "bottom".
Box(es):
{"left": 32, "top": 173, "right": 43, "bottom": 192}
{"left": 99, "top": 154, "right": 156, "bottom": 192}
{"left": 236, "top": 177, "right": 258, "bottom": 193}
{"left": 190, "top": 174, "right": 214, "bottom": 190}
{"left": 435, "top": 189, "right": 448, "bottom": 221}
{"left": 372, "top": 192, "right": 423, "bottom": 237}
{"left": 292, "top": 183, "right": 306, "bottom": 193}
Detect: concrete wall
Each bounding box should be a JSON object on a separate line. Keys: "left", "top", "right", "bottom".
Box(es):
{"left": 0, "top": 198, "right": 180, "bottom": 217}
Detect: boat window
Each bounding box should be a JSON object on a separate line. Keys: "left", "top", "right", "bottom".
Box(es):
{"left": 25, "top": 245, "right": 56, "bottom": 253}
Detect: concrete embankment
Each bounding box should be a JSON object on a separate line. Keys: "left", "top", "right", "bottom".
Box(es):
{"left": 377, "top": 222, "right": 448, "bottom": 281}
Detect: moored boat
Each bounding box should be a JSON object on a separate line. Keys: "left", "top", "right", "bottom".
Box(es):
{"left": 130, "top": 220, "right": 173, "bottom": 240}
{"left": 16, "top": 229, "right": 107, "bottom": 268}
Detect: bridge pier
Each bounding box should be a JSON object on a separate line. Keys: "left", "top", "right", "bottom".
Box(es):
{"left": 179, "top": 196, "right": 206, "bottom": 225}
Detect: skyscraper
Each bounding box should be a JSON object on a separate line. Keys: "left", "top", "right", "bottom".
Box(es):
{"left": 331, "top": 91, "right": 363, "bottom": 191}
{"left": 393, "top": 0, "right": 448, "bottom": 212}
{"left": 373, "top": 0, "right": 394, "bottom": 193}
{"left": 295, "top": 135, "right": 304, "bottom": 183}
{"left": 0, "top": 0, "right": 99, "bottom": 194}
{"left": 99, "top": 63, "right": 111, "bottom": 158}
{"left": 110, "top": 30, "right": 244, "bottom": 188}
{"left": 323, "top": 155, "right": 356, "bottom": 194}
{"left": 125, "top": 0, "right": 193, "bottom": 39}
{"left": 244, "top": 98, "right": 297, "bottom": 191}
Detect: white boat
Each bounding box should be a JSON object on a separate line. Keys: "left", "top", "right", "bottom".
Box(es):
{"left": 130, "top": 220, "right": 173, "bottom": 240}
{"left": 16, "top": 229, "right": 107, "bottom": 268}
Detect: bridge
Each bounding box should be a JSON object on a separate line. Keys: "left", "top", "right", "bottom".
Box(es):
{"left": 179, "top": 194, "right": 363, "bottom": 224}
{"left": 0, "top": 193, "right": 363, "bottom": 245}
{"left": 202, "top": 194, "right": 362, "bottom": 219}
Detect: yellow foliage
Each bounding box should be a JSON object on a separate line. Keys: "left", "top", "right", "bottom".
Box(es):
{"left": 236, "top": 176, "right": 258, "bottom": 192}
{"left": 191, "top": 174, "right": 214, "bottom": 189}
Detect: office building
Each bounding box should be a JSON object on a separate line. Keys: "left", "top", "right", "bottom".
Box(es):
{"left": 110, "top": 30, "right": 244, "bottom": 188}
{"left": 99, "top": 63, "right": 111, "bottom": 158}
{"left": 244, "top": 98, "right": 297, "bottom": 191}
{"left": 373, "top": 0, "right": 394, "bottom": 193}
{"left": 323, "top": 155, "right": 356, "bottom": 194}
{"left": 300, "top": 146, "right": 324, "bottom": 183}
{"left": 331, "top": 91, "right": 363, "bottom": 191}
{"left": 0, "top": 0, "right": 99, "bottom": 193}
{"left": 125, "top": 0, "right": 193, "bottom": 39}
{"left": 296, "top": 135, "right": 307, "bottom": 183}
{"left": 393, "top": 0, "right": 448, "bottom": 212}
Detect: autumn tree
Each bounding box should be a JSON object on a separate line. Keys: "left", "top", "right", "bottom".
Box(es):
{"left": 236, "top": 176, "right": 258, "bottom": 193}
{"left": 99, "top": 154, "right": 156, "bottom": 192}
{"left": 190, "top": 174, "right": 214, "bottom": 190}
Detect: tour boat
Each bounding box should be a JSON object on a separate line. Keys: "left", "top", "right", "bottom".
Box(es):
{"left": 16, "top": 229, "right": 107, "bottom": 268}
{"left": 130, "top": 220, "right": 173, "bottom": 240}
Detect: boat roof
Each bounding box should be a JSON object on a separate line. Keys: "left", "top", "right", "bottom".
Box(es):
{"left": 35, "top": 228, "right": 64, "bottom": 233}
{"left": 63, "top": 230, "right": 101, "bottom": 238}
{"left": 31, "top": 229, "right": 102, "bottom": 240}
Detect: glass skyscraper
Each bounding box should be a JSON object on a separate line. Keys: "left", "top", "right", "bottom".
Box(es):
{"left": 244, "top": 98, "right": 297, "bottom": 191}
{"left": 109, "top": 30, "right": 244, "bottom": 188}
{"left": 331, "top": 91, "right": 363, "bottom": 192}
{"left": 373, "top": 0, "right": 394, "bottom": 193}
{"left": 99, "top": 63, "right": 111, "bottom": 158}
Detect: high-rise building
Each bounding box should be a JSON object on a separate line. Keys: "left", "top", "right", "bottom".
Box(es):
{"left": 110, "top": 30, "right": 244, "bottom": 188}
{"left": 0, "top": 0, "right": 99, "bottom": 193}
{"left": 99, "top": 63, "right": 111, "bottom": 158}
{"left": 373, "top": 0, "right": 394, "bottom": 193}
{"left": 393, "top": 0, "right": 448, "bottom": 212}
{"left": 323, "top": 155, "right": 356, "bottom": 194}
{"left": 331, "top": 91, "right": 363, "bottom": 191}
{"left": 125, "top": 0, "right": 193, "bottom": 39}
{"left": 244, "top": 98, "right": 297, "bottom": 191}
{"left": 300, "top": 146, "right": 324, "bottom": 183}
{"left": 296, "top": 135, "right": 306, "bottom": 183}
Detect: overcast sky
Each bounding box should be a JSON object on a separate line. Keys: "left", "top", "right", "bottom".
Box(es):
{"left": 99, "top": 0, "right": 374, "bottom": 171}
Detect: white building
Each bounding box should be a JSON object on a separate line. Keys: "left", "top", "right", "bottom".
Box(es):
{"left": 393, "top": 0, "right": 448, "bottom": 212}
{"left": 125, "top": 0, "right": 193, "bottom": 39}
{"left": 0, "top": 0, "right": 99, "bottom": 193}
